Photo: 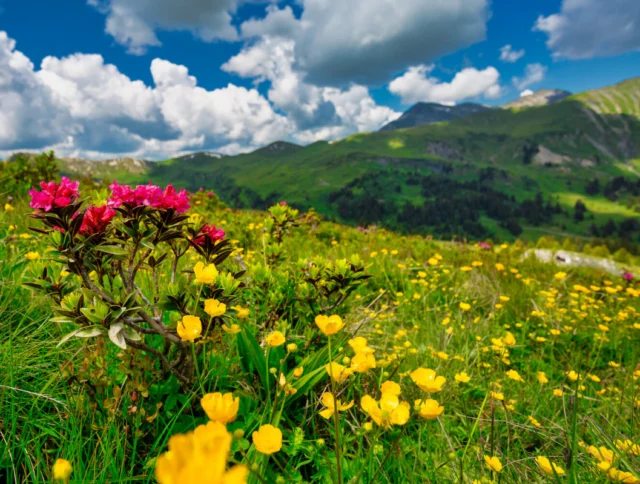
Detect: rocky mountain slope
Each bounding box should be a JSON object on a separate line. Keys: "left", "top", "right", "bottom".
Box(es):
{"left": 379, "top": 102, "right": 493, "bottom": 131}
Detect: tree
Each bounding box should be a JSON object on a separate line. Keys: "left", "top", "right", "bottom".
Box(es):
{"left": 573, "top": 199, "right": 587, "bottom": 222}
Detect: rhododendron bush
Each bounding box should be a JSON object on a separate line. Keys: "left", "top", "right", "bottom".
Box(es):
{"left": 26, "top": 180, "right": 240, "bottom": 388}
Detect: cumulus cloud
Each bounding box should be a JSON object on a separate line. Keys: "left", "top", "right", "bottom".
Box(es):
{"left": 499, "top": 44, "right": 525, "bottom": 63}
{"left": 512, "top": 63, "right": 547, "bottom": 90}
{"left": 534, "top": 0, "right": 640, "bottom": 59}
{"left": 0, "top": 31, "right": 292, "bottom": 158}
{"left": 388, "top": 64, "right": 501, "bottom": 105}
{"left": 0, "top": 30, "right": 401, "bottom": 159}
{"left": 223, "top": 36, "right": 400, "bottom": 141}
{"left": 520, "top": 89, "right": 534, "bottom": 97}
{"left": 240, "top": 5, "right": 299, "bottom": 39}
{"left": 89, "top": 0, "right": 240, "bottom": 55}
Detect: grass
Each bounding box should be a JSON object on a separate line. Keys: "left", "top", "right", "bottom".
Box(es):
{"left": 1, "top": 187, "right": 640, "bottom": 483}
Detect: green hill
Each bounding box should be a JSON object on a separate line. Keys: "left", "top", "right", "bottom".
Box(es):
{"left": 51, "top": 77, "right": 640, "bottom": 243}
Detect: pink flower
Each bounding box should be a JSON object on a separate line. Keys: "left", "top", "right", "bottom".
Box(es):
{"left": 623, "top": 271, "right": 633, "bottom": 281}
{"left": 478, "top": 241, "right": 492, "bottom": 250}
{"left": 133, "top": 183, "right": 164, "bottom": 208}
{"left": 28, "top": 177, "right": 80, "bottom": 211}
{"left": 193, "top": 224, "right": 226, "bottom": 245}
{"left": 107, "top": 182, "right": 135, "bottom": 208}
{"left": 79, "top": 205, "right": 116, "bottom": 235}
{"left": 160, "top": 185, "right": 191, "bottom": 213}
{"left": 279, "top": 201, "right": 287, "bottom": 206}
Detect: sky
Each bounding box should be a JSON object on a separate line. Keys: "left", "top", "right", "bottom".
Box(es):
{"left": 0, "top": 0, "right": 639, "bottom": 160}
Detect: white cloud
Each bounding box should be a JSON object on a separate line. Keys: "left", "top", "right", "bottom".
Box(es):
{"left": 223, "top": 36, "right": 400, "bottom": 140}
{"left": 512, "top": 63, "right": 547, "bottom": 90}
{"left": 388, "top": 64, "right": 501, "bottom": 105}
{"left": 240, "top": 5, "right": 299, "bottom": 39}
{"left": 499, "top": 44, "right": 525, "bottom": 63}
{"left": 520, "top": 89, "right": 534, "bottom": 97}
{"left": 89, "top": 0, "right": 240, "bottom": 55}
{"left": 534, "top": 0, "right": 640, "bottom": 59}
{"left": 0, "top": 31, "right": 292, "bottom": 158}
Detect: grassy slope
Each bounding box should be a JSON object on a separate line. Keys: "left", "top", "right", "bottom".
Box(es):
{"left": 115, "top": 78, "right": 640, "bottom": 239}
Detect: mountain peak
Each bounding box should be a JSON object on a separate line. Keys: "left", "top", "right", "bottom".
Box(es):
{"left": 503, "top": 89, "right": 572, "bottom": 110}
{"left": 254, "top": 141, "right": 302, "bottom": 154}
{"left": 379, "top": 102, "right": 493, "bottom": 131}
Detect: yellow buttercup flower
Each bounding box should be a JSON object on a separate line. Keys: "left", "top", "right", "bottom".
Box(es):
{"left": 537, "top": 372, "right": 549, "bottom": 384}
{"left": 200, "top": 392, "right": 239, "bottom": 424}
{"left": 155, "top": 421, "right": 248, "bottom": 484}
{"left": 325, "top": 362, "right": 353, "bottom": 383}
{"left": 536, "top": 456, "right": 565, "bottom": 476}
{"left": 293, "top": 367, "right": 304, "bottom": 378}
{"left": 350, "top": 351, "right": 376, "bottom": 373}
{"left": 252, "top": 424, "right": 282, "bottom": 455}
{"left": 459, "top": 302, "right": 471, "bottom": 311}
{"left": 53, "top": 459, "right": 72, "bottom": 482}
{"left": 361, "top": 393, "right": 410, "bottom": 428}
{"left": 319, "top": 392, "right": 354, "bottom": 419}
{"left": 380, "top": 381, "right": 402, "bottom": 396}
{"left": 410, "top": 368, "right": 446, "bottom": 393}
{"left": 177, "top": 315, "right": 202, "bottom": 342}
{"left": 484, "top": 455, "right": 503, "bottom": 473}
{"left": 193, "top": 262, "right": 218, "bottom": 284}
{"left": 348, "top": 337, "right": 374, "bottom": 354}
{"left": 4, "top": 203, "right": 14, "bottom": 212}
{"left": 204, "top": 299, "right": 226, "bottom": 317}
{"left": 415, "top": 399, "right": 444, "bottom": 420}
{"left": 222, "top": 323, "right": 241, "bottom": 334}
{"left": 315, "top": 314, "right": 345, "bottom": 336}
{"left": 455, "top": 372, "right": 471, "bottom": 383}
{"left": 503, "top": 331, "right": 516, "bottom": 346}
{"left": 506, "top": 369, "right": 524, "bottom": 382}
{"left": 265, "top": 331, "right": 286, "bottom": 347}
{"left": 232, "top": 306, "right": 250, "bottom": 319}
{"left": 26, "top": 251, "right": 40, "bottom": 261}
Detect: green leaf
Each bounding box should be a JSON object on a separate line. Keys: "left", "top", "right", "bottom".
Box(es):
{"left": 237, "top": 326, "right": 268, "bottom": 392}
{"left": 57, "top": 326, "right": 104, "bottom": 347}
{"left": 96, "top": 245, "right": 128, "bottom": 256}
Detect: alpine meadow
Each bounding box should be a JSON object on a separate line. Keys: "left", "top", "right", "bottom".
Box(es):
{"left": 1, "top": 1, "right": 640, "bottom": 484}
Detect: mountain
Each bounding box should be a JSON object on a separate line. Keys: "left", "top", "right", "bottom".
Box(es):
{"left": 503, "top": 89, "right": 572, "bottom": 110}
{"left": 14, "top": 77, "right": 640, "bottom": 242}
{"left": 379, "top": 102, "right": 493, "bottom": 131}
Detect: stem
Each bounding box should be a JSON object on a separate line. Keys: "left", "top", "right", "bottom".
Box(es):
{"left": 328, "top": 336, "right": 343, "bottom": 484}
{"left": 369, "top": 425, "right": 406, "bottom": 483}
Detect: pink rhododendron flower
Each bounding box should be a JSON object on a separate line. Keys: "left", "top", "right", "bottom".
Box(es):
{"left": 160, "top": 185, "right": 190, "bottom": 213}
{"left": 623, "top": 271, "right": 633, "bottom": 281}
{"left": 28, "top": 177, "right": 80, "bottom": 212}
{"left": 478, "top": 242, "right": 492, "bottom": 250}
{"left": 194, "top": 224, "right": 226, "bottom": 245}
{"left": 79, "top": 205, "right": 116, "bottom": 235}
{"left": 107, "top": 182, "right": 136, "bottom": 208}
{"left": 108, "top": 182, "right": 190, "bottom": 213}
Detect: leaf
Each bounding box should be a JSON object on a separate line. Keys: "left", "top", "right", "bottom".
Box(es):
{"left": 96, "top": 245, "right": 128, "bottom": 256}
{"left": 108, "top": 322, "right": 127, "bottom": 349}
{"left": 57, "top": 326, "right": 104, "bottom": 347}
{"left": 48, "top": 316, "right": 75, "bottom": 324}
{"left": 237, "top": 326, "right": 268, "bottom": 392}
{"left": 123, "top": 326, "right": 142, "bottom": 341}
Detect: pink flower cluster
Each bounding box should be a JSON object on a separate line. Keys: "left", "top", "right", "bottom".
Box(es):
{"left": 194, "top": 224, "right": 226, "bottom": 245}
{"left": 28, "top": 177, "right": 80, "bottom": 212}
{"left": 79, "top": 205, "right": 117, "bottom": 235}
{"left": 107, "top": 182, "right": 190, "bottom": 213}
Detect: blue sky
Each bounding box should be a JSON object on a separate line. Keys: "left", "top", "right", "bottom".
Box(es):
{"left": 0, "top": 0, "right": 639, "bottom": 158}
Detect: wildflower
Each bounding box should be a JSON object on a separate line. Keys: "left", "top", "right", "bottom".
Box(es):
{"left": 506, "top": 370, "right": 524, "bottom": 382}
{"left": 528, "top": 416, "right": 541, "bottom": 427}
{"left": 554, "top": 271, "right": 567, "bottom": 281}
{"left": 503, "top": 332, "right": 516, "bottom": 346}
{"left": 53, "top": 459, "right": 72, "bottom": 482}
{"left": 293, "top": 367, "right": 304, "bottom": 378}
{"left": 455, "top": 372, "right": 471, "bottom": 383}
{"left": 361, "top": 393, "right": 410, "bottom": 427}
{"left": 415, "top": 399, "right": 444, "bottom": 420}
{"left": 177, "top": 315, "right": 202, "bottom": 342}
{"left": 537, "top": 372, "right": 549, "bottom": 384}
{"left": 222, "top": 324, "right": 241, "bottom": 334}
{"left": 319, "top": 392, "right": 354, "bottom": 419}
{"left": 348, "top": 337, "right": 374, "bottom": 354}
{"left": 315, "top": 314, "right": 345, "bottom": 336}
{"left": 536, "top": 456, "right": 565, "bottom": 476}
{"left": 484, "top": 455, "right": 503, "bottom": 473}
{"left": 380, "top": 381, "right": 402, "bottom": 396}
{"left": 156, "top": 421, "right": 247, "bottom": 483}
{"left": 410, "top": 368, "right": 446, "bottom": 393}
{"left": 350, "top": 352, "right": 376, "bottom": 373}
{"left": 204, "top": 299, "right": 226, "bottom": 317}
{"left": 587, "top": 445, "right": 615, "bottom": 463}
{"left": 607, "top": 468, "right": 639, "bottom": 483}
{"left": 25, "top": 251, "right": 40, "bottom": 261}
{"left": 252, "top": 424, "right": 282, "bottom": 455}
{"left": 490, "top": 391, "right": 504, "bottom": 401}
{"left": 265, "top": 331, "right": 286, "bottom": 347}
{"left": 29, "top": 177, "right": 80, "bottom": 211}
{"left": 615, "top": 440, "right": 640, "bottom": 456}
{"left": 4, "top": 203, "right": 14, "bottom": 212}
{"left": 200, "top": 392, "right": 239, "bottom": 424}
{"left": 495, "top": 263, "right": 505, "bottom": 271}
{"left": 325, "top": 362, "right": 353, "bottom": 383}
{"left": 193, "top": 262, "right": 218, "bottom": 284}
{"left": 459, "top": 302, "right": 471, "bottom": 312}
{"left": 553, "top": 389, "right": 563, "bottom": 397}
{"left": 79, "top": 205, "right": 116, "bottom": 235}
{"left": 566, "top": 370, "right": 579, "bottom": 381}
{"left": 287, "top": 343, "right": 297, "bottom": 352}
{"left": 194, "top": 224, "right": 226, "bottom": 245}
{"left": 232, "top": 306, "right": 250, "bottom": 319}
